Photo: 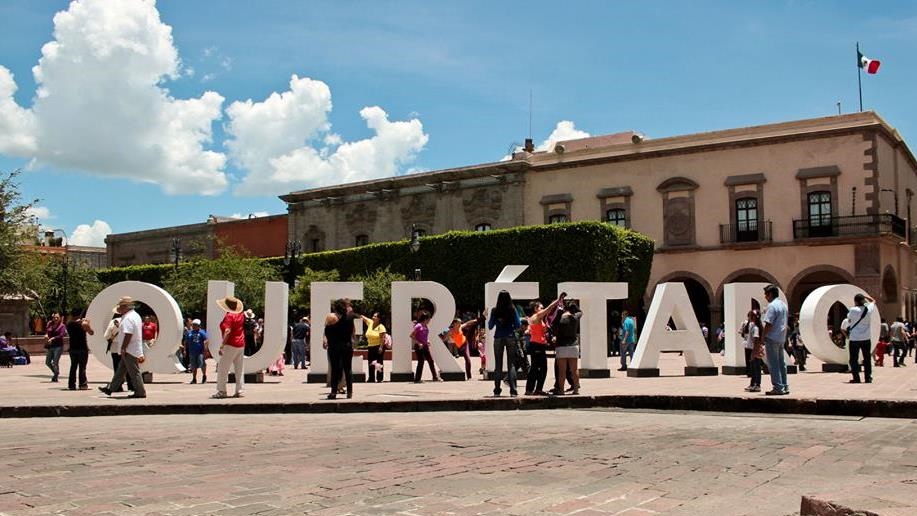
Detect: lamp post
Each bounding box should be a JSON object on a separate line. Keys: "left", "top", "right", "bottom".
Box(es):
{"left": 46, "top": 229, "right": 69, "bottom": 313}
{"left": 409, "top": 224, "right": 421, "bottom": 280}
{"left": 283, "top": 240, "right": 303, "bottom": 287}
{"left": 171, "top": 238, "right": 182, "bottom": 272}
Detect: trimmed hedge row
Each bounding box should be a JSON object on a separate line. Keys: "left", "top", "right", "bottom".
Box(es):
{"left": 96, "top": 221, "right": 655, "bottom": 308}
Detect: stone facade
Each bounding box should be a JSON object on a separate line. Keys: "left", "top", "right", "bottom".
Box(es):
{"left": 282, "top": 111, "right": 917, "bottom": 328}
{"left": 282, "top": 162, "right": 528, "bottom": 250}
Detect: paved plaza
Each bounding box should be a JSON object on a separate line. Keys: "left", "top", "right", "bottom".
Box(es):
{"left": 3, "top": 353, "right": 917, "bottom": 514}
{"left": 1, "top": 409, "right": 916, "bottom": 515}
{"left": 2, "top": 353, "right": 917, "bottom": 413}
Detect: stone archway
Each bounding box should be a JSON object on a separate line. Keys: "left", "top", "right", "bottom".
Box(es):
{"left": 653, "top": 271, "right": 715, "bottom": 344}
{"left": 714, "top": 268, "right": 782, "bottom": 322}
{"left": 787, "top": 265, "right": 856, "bottom": 313}
{"left": 882, "top": 265, "right": 899, "bottom": 303}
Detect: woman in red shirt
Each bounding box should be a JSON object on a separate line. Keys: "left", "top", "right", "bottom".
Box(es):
{"left": 214, "top": 296, "right": 246, "bottom": 399}
{"left": 525, "top": 295, "right": 564, "bottom": 396}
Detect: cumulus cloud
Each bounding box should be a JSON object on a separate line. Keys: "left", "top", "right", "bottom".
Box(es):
{"left": 538, "top": 120, "right": 590, "bottom": 152}
{"left": 227, "top": 75, "right": 428, "bottom": 195}
{"left": 502, "top": 120, "right": 591, "bottom": 160}
{"left": 70, "top": 220, "right": 112, "bottom": 247}
{"left": 0, "top": 0, "right": 228, "bottom": 195}
{"left": 25, "top": 206, "right": 53, "bottom": 221}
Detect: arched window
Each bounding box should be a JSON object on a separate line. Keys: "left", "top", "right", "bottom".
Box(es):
{"left": 474, "top": 223, "right": 492, "bottom": 232}
{"left": 355, "top": 234, "right": 369, "bottom": 247}
{"left": 548, "top": 213, "right": 568, "bottom": 224}
{"left": 605, "top": 208, "right": 627, "bottom": 227}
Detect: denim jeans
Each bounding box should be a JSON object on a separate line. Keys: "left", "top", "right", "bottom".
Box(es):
{"left": 748, "top": 357, "right": 762, "bottom": 387}
{"left": 45, "top": 345, "right": 62, "bottom": 379}
{"left": 892, "top": 341, "right": 906, "bottom": 367}
{"left": 849, "top": 339, "right": 872, "bottom": 381}
{"left": 764, "top": 339, "right": 788, "bottom": 392}
{"left": 493, "top": 337, "right": 517, "bottom": 395}
{"left": 291, "top": 339, "right": 307, "bottom": 368}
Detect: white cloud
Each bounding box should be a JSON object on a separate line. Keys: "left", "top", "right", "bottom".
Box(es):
{"left": 538, "top": 120, "right": 590, "bottom": 151}
{"left": 0, "top": 67, "right": 37, "bottom": 156}
{"left": 0, "top": 0, "right": 228, "bottom": 195}
{"left": 501, "top": 120, "right": 591, "bottom": 160}
{"left": 229, "top": 211, "right": 269, "bottom": 219}
{"left": 70, "top": 219, "right": 111, "bottom": 247}
{"left": 25, "top": 206, "right": 53, "bottom": 221}
{"left": 227, "top": 75, "right": 429, "bottom": 195}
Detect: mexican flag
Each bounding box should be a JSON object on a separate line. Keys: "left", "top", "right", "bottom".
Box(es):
{"left": 858, "top": 50, "right": 881, "bottom": 74}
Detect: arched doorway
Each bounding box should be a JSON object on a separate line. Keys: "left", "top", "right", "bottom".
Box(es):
{"left": 715, "top": 268, "right": 781, "bottom": 318}
{"left": 654, "top": 272, "right": 714, "bottom": 345}
{"left": 788, "top": 266, "right": 855, "bottom": 332}
{"left": 882, "top": 266, "right": 898, "bottom": 303}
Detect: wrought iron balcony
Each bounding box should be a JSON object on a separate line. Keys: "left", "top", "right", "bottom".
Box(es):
{"left": 793, "top": 213, "right": 906, "bottom": 239}
{"left": 719, "top": 221, "right": 772, "bottom": 244}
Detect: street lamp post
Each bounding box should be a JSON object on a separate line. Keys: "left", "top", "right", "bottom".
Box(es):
{"left": 283, "top": 240, "right": 303, "bottom": 287}
{"left": 409, "top": 224, "right": 421, "bottom": 280}
{"left": 171, "top": 238, "right": 182, "bottom": 272}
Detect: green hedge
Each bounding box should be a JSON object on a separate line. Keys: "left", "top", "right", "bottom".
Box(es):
{"left": 96, "top": 221, "right": 655, "bottom": 308}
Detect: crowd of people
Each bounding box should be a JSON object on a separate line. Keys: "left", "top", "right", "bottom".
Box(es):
{"left": 7, "top": 284, "right": 917, "bottom": 402}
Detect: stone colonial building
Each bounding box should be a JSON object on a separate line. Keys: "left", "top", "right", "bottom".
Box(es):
{"left": 281, "top": 112, "right": 917, "bottom": 327}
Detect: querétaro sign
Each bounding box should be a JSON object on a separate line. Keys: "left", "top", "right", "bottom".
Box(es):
{"left": 84, "top": 266, "right": 879, "bottom": 379}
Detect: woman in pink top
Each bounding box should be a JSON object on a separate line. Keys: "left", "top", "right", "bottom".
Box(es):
{"left": 411, "top": 312, "right": 441, "bottom": 382}
{"left": 214, "top": 296, "right": 246, "bottom": 399}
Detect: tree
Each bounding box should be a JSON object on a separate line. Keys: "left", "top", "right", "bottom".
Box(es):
{"left": 17, "top": 251, "right": 104, "bottom": 317}
{"left": 162, "top": 247, "right": 281, "bottom": 316}
{"left": 289, "top": 267, "right": 340, "bottom": 311}
{"left": 349, "top": 267, "right": 407, "bottom": 317}
{"left": 0, "top": 170, "right": 38, "bottom": 296}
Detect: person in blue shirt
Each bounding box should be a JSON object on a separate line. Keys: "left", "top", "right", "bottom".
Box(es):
{"left": 488, "top": 290, "right": 521, "bottom": 397}
{"left": 761, "top": 284, "right": 789, "bottom": 395}
{"left": 619, "top": 311, "right": 637, "bottom": 371}
{"left": 183, "top": 319, "right": 209, "bottom": 384}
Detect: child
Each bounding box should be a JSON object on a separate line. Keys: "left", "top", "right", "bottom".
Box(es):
{"left": 873, "top": 339, "right": 887, "bottom": 367}
{"left": 744, "top": 310, "right": 763, "bottom": 393}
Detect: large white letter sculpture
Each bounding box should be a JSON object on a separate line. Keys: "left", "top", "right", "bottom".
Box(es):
{"left": 86, "top": 281, "right": 184, "bottom": 373}
{"left": 484, "top": 266, "right": 539, "bottom": 376}
{"left": 722, "top": 283, "right": 788, "bottom": 375}
{"left": 306, "top": 282, "right": 363, "bottom": 383}
{"left": 390, "top": 281, "right": 463, "bottom": 381}
{"left": 556, "top": 282, "right": 628, "bottom": 378}
{"left": 206, "top": 280, "right": 289, "bottom": 373}
{"left": 629, "top": 282, "right": 718, "bottom": 377}
{"left": 799, "top": 284, "right": 881, "bottom": 371}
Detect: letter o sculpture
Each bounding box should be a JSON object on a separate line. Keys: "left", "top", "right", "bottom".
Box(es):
{"left": 799, "top": 284, "right": 881, "bottom": 365}
{"left": 86, "top": 281, "right": 185, "bottom": 374}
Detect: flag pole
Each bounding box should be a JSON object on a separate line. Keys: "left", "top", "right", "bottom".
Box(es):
{"left": 857, "top": 42, "right": 863, "bottom": 112}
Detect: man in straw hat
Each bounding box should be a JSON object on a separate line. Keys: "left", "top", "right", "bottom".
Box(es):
{"left": 99, "top": 296, "right": 146, "bottom": 398}
{"left": 214, "top": 295, "right": 246, "bottom": 398}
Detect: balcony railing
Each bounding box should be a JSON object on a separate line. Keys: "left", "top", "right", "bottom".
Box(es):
{"left": 719, "top": 220, "right": 773, "bottom": 244}
{"left": 793, "top": 213, "right": 906, "bottom": 239}
{"left": 910, "top": 227, "right": 917, "bottom": 248}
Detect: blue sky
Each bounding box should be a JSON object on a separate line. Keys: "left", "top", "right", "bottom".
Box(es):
{"left": 1, "top": 0, "right": 915, "bottom": 246}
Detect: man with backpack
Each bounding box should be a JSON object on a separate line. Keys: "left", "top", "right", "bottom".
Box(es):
{"left": 844, "top": 293, "right": 876, "bottom": 384}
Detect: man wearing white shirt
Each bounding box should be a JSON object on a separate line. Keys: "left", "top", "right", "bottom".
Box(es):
{"left": 844, "top": 293, "right": 875, "bottom": 384}
{"left": 99, "top": 296, "right": 146, "bottom": 398}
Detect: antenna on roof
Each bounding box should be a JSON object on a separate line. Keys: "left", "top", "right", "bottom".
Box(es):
{"left": 528, "top": 89, "right": 533, "bottom": 139}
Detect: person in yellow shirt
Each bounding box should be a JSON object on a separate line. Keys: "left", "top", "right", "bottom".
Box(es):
{"left": 362, "top": 312, "right": 388, "bottom": 382}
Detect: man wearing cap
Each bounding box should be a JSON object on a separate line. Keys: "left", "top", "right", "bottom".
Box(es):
{"left": 183, "top": 319, "right": 209, "bottom": 384}
{"left": 214, "top": 296, "right": 246, "bottom": 398}
{"left": 99, "top": 296, "right": 146, "bottom": 398}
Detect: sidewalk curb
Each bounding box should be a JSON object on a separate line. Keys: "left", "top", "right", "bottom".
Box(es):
{"left": 2, "top": 394, "right": 916, "bottom": 419}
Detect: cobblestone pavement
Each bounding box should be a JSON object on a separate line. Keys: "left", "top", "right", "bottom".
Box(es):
{"left": 2, "top": 410, "right": 916, "bottom": 515}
